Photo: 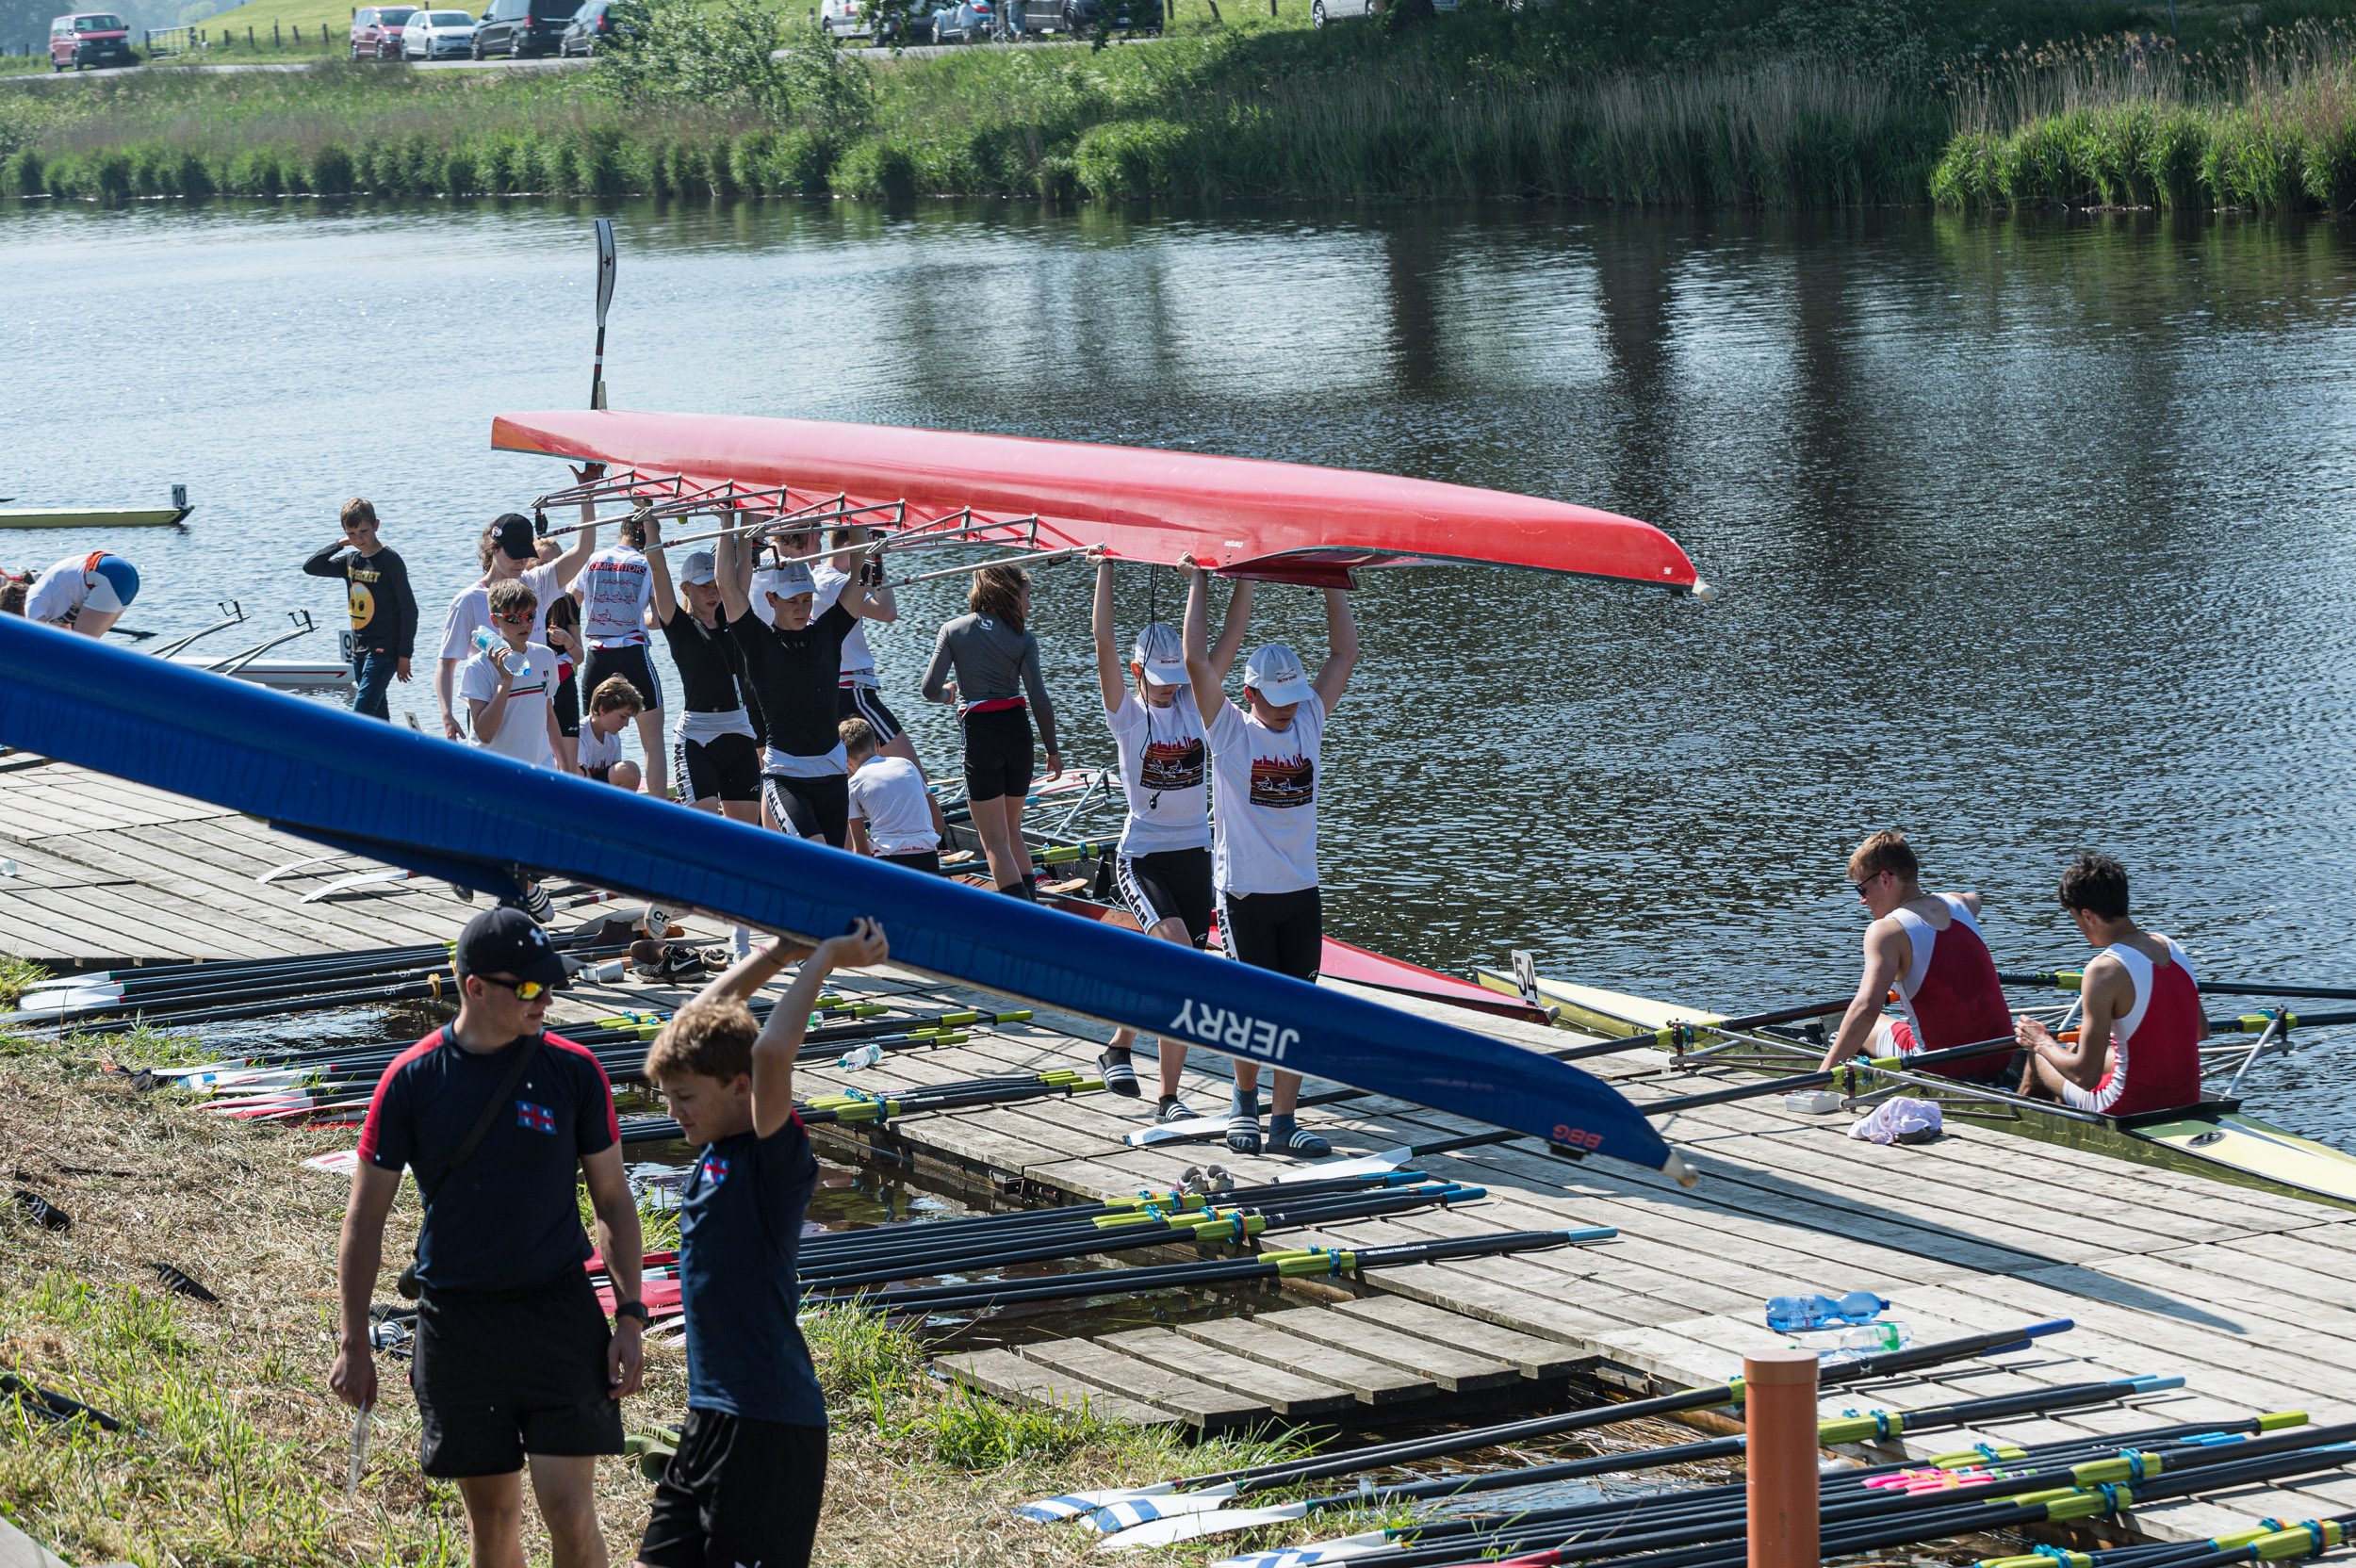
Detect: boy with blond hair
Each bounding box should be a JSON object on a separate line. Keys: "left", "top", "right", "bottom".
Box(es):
{"left": 458, "top": 578, "right": 563, "bottom": 771}
{"left": 631, "top": 918, "right": 891, "bottom": 1568}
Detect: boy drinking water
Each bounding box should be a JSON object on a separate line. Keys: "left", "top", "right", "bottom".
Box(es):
{"left": 632, "top": 918, "right": 892, "bottom": 1568}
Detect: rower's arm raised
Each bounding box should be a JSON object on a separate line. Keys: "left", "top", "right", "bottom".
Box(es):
{"left": 548, "top": 472, "right": 602, "bottom": 590}
{"left": 1311, "top": 586, "right": 1358, "bottom": 711}
{"left": 1819, "top": 920, "right": 1908, "bottom": 1070}
{"left": 1091, "top": 561, "right": 1124, "bottom": 712}
{"left": 1209, "top": 577, "right": 1253, "bottom": 683}
{"left": 746, "top": 920, "right": 891, "bottom": 1138}
{"left": 715, "top": 519, "right": 752, "bottom": 621}
{"left": 1181, "top": 564, "right": 1222, "bottom": 728}
{"left": 647, "top": 515, "right": 677, "bottom": 626}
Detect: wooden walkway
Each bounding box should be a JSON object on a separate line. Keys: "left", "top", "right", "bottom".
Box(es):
{"left": 8, "top": 758, "right": 2356, "bottom": 1547}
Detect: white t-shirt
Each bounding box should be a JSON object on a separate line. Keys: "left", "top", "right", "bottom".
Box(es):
{"left": 25, "top": 556, "right": 94, "bottom": 627}
{"left": 1104, "top": 691, "right": 1211, "bottom": 857}
{"left": 458, "top": 642, "right": 560, "bottom": 770}
{"left": 577, "top": 546, "right": 653, "bottom": 648}
{"left": 847, "top": 756, "right": 938, "bottom": 856}
{"left": 438, "top": 563, "right": 564, "bottom": 659}
{"left": 578, "top": 722, "right": 625, "bottom": 776}
{"left": 1206, "top": 690, "right": 1324, "bottom": 895}
{"left": 811, "top": 564, "right": 876, "bottom": 685}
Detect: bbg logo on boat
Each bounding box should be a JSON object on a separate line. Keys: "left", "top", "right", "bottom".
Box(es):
{"left": 1167, "top": 997, "right": 1298, "bottom": 1060}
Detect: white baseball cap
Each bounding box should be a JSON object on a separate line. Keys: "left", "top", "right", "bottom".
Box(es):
{"left": 750, "top": 561, "right": 815, "bottom": 627}
{"left": 1243, "top": 644, "right": 1313, "bottom": 706}
{"left": 1130, "top": 623, "right": 1187, "bottom": 687}
{"left": 679, "top": 549, "right": 717, "bottom": 585}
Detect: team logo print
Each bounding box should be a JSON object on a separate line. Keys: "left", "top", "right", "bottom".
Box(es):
{"left": 1138, "top": 737, "right": 1204, "bottom": 793}
{"left": 699, "top": 1153, "right": 730, "bottom": 1186}
{"left": 1248, "top": 752, "right": 1314, "bottom": 808}
{"left": 516, "top": 1101, "right": 557, "bottom": 1134}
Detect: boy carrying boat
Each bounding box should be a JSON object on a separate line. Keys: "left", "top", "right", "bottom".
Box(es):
{"left": 1181, "top": 555, "right": 1356, "bottom": 1158}
{"left": 1816, "top": 830, "right": 2015, "bottom": 1085}
{"left": 1088, "top": 554, "right": 1252, "bottom": 1117}
{"left": 632, "top": 919, "right": 892, "bottom": 1568}
{"left": 819, "top": 523, "right": 948, "bottom": 842}
{"left": 303, "top": 499, "right": 417, "bottom": 721}
{"left": 574, "top": 507, "right": 669, "bottom": 800}
{"left": 2014, "top": 852, "right": 2206, "bottom": 1116}
{"left": 922, "top": 564, "right": 1062, "bottom": 901}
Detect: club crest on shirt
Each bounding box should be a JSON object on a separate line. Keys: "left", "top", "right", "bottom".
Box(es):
{"left": 1248, "top": 752, "right": 1314, "bottom": 808}
{"left": 699, "top": 1153, "right": 730, "bottom": 1186}
{"left": 516, "top": 1101, "right": 556, "bottom": 1134}
{"left": 1138, "top": 736, "right": 1204, "bottom": 792}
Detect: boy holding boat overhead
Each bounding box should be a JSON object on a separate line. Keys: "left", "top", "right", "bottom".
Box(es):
{"left": 1181, "top": 555, "right": 1356, "bottom": 1158}
{"left": 1816, "top": 830, "right": 2015, "bottom": 1085}
{"left": 574, "top": 506, "right": 669, "bottom": 800}
{"left": 2014, "top": 852, "right": 2206, "bottom": 1116}
{"left": 632, "top": 918, "right": 892, "bottom": 1568}
{"left": 1089, "top": 553, "right": 1253, "bottom": 1117}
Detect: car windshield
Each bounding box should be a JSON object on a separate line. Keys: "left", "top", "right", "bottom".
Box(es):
{"left": 424, "top": 10, "right": 471, "bottom": 22}
{"left": 379, "top": 6, "right": 416, "bottom": 18}
{"left": 74, "top": 14, "right": 124, "bottom": 27}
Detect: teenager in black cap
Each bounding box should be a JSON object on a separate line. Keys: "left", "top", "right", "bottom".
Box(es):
{"left": 435, "top": 467, "right": 602, "bottom": 743}
{"left": 332, "top": 906, "right": 645, "bottom": 1568}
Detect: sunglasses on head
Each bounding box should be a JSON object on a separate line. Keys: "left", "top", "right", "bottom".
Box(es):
{"left": 475, "top": 973, "right": 549, "bottom": 1000}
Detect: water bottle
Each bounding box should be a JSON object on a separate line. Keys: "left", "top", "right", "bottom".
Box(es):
{"left": 471, "top": 625, "right": 525, "bottom": 676}
{"left": 1836, "top": 1320, "right": 1911, "bottom": 1353}
{"left": 837, "top": 1043, "right": 885, "bottom": 1070}
{"left": 1763, "top": 1290, "right": 1890, "bottom": 1332}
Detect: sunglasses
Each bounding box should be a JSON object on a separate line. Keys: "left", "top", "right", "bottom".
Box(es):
{"left": 493, "top": 611, "right": 532, "bottom": 625}
{"left": 1854, "top": 873, "right": 1883, "bottom": 898}
{"left": 476, "top": 974, "right": 550, "bottom": 1000}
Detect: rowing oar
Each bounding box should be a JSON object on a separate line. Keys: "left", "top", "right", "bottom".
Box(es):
{"left": 1014, "top": 1315, "right": 2073, "bottom": 1520}
{"left": 1086, "top": 1373, "right": 2192, "bottom": 1544}
{"left": 1537, "top": 996, "right": 1861, "bottom": 1062}
{"left": 1978, "top": 1514, "right": 2356, "bottom": 1568}
{"left": 808, "top": 1229, "right": 1612, "bottom": 1317}
{"left": 2004, "top": 970, "right": 2356, "bottom": 1003}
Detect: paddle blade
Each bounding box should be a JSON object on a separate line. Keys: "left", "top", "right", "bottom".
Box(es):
{"left": 1271, "top": 1149, "right": 1410, "bottom": 1184}
{"left": 1097, "top": 1502, "right": 1310, "bottom": 1551}
{"left": 594, "top": 219, "right": 617, "bottom": 326}
{"left": 1211, "top": 1530, "right": 1399, "bottom": 1568}
{"left": 1082, "top": 1483, "right": 1240, "bottom": 1532}
{"left": 1013, "top": 1483, "right": 1174, "bottom": 1522}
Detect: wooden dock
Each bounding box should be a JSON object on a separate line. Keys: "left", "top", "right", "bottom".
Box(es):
{"left": 8, "top": 757, "right": 2356, "bottom": 1548}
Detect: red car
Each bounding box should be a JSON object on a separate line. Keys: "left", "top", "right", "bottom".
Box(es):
{"left": 349, "top": 5, "right": 417, "bottom": 57}
{"left": 48, "top": 11, "right": 136, "bottom": 71}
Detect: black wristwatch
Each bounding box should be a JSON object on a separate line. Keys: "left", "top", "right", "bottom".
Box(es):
{"left": 613, "top": 1299, "right": 649, "bottom": 1327}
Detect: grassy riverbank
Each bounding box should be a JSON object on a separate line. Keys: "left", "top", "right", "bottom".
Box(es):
{"left": 3, "top": 0, "right": 2353, "bottom": 204}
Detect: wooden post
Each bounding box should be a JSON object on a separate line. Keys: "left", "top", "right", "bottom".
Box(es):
{"left": 1745, "top": 1348, "right": 1819, "bottom": 1568}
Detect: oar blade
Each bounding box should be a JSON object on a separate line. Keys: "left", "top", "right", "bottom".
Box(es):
{"left": 1082, "top": 1483, "right": 1241, "bottom": 1532}
{"left": 1211, "top": 1530, "right": 1399, "bottom": 1568}
{"left": 1271, "top": 1149, "right": 1410, "bottom": 1184}
{"left": 1096, "top": 1501, "right": 1309, "bottom": 1551}
{"left": 1013, "top": 1483, "right": 1175, "bottom": 1522}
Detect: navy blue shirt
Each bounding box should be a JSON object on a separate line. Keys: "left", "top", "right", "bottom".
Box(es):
{"left": 359, "top": 1029, "right": 619, "bottom": 1294}
{"left": 679, "top": 1115, "right": 826, "bottom": 1427}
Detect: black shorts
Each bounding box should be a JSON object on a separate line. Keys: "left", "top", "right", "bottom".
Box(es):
{"left": 674, "top": 730, "right": 761, "bottom": 805}
{"left": 763, "top": 772, "right": 849, "bottom": 848}
{"left": 409, "top": 1266, "right": 623, "bottom": 1478}
{"left": 882, "top": 848, "right": 942, "bottom": 875}
{"left": 837, "top": 682, "right": 903, "bottom": 746}
{"left": 638, "top": 1409, "right": 826, "bottom": 1568}
{"left": 1117, "top": 846, "right": 1214, "bottom": 947}
{"left": 1220, "top": 885, "right": 1322, "bottom": 982}
{"left": 585, "top": 764, "right": 612, "bottom": 784}
{"left": 552, "top": 670, "right": 581, "bottom": 738}
{"left": 581, "top": 642, "right": 663, "bottom": 713}
{"left": 960, "top": 706, "right": 1034, "bottom": 805}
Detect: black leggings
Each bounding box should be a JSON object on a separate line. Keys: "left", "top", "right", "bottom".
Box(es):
{"left": 1220, "top": 886, "right": 1322, "bottom": 981}
{"left": 960, "top": 705, "right": 1035, "bottom": 804}
{"left": 763, "top": 773, "right": 849, "bottom": 848}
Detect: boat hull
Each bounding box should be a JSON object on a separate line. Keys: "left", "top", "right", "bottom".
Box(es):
{"left": 0, "top": 506, "right": 192, "bottom": 530}
{"left": 167, "top": 655, "right": 353, "bottom": 691}
{"left": 1475, "top": 968, "right": 2356, "bottom": 1215}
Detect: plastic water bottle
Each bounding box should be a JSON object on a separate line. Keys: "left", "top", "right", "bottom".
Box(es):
{"left": 471, "top": 626, "right": 525, "bottom": 676}
{"left": 837, "top": 1043, "right": 885, "bottom": 1070}
{"left": 1763, "top": 1291, "right": 1890, "bottom": 1332}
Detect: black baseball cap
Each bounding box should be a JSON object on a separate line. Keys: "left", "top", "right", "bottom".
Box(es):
{"left": 493, "top": 513, "right": 537, "bottom": 562}
{"left": 454, "top": 906, "right": 567, "bottom": 990}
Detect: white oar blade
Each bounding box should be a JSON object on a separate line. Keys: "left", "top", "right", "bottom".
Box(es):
{"left": 1271, "top": 1149, "right": 1410, "bottom": 1184}
{"left": 1213, "top": 1530, "right": 1398, "bottom": 1568}
{"left": 1097, "top": 1502, "right": 1309, "bottom": 1551}
{"left": 2, "top": 986, "right": 124, "bottom": 1021}
{"left": 1082, "top": 1482, "right": 1239, "bottom": 1532}
{"left": 1124, "top": 1116, "right": 1225, "bottom": 1149}
{"left": 1012, "top": 1482, "right": 1175, "bottom": 1522}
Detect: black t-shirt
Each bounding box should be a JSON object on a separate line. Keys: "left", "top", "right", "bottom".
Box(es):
{"left": 357, "top": 1029, "right": 619, "bottom": 1294}
{"left": 661, "top": 608, "right": 752, "bottom": 715}
{"left": 726, "top": 603, "right": 855, "bottom": 760}
{"left": 679, "top": 1117, "right": 826, "bottom": 1426}
{"left": 303, "top": 542, "right": 418, "bottom": 658}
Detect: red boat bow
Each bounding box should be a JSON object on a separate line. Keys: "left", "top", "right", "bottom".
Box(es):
{"left": 491, "top": 410, "right": 1699, "bottom": 590}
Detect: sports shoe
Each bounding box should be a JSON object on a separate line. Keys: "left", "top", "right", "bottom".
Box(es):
{"left": 1098, "top": 1050, "right": 1140, "bottom": 1098}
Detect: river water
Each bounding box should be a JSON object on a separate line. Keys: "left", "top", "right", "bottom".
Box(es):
{"left": 7, "top": 199, "right": 2356, "bottom": 1134}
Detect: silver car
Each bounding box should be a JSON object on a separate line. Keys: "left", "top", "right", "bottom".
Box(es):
{"left": 401, "top": 8, "right": 479, "bottom": 56}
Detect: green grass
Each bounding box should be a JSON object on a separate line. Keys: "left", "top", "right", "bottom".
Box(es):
{"left": 0, "top": 958, "right": 47, "bottom": 1012}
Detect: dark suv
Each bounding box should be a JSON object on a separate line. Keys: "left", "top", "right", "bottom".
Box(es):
{"left": 48, "top": 11, "right": 135, "bottom": 70}
{"left": 557, "top": 0, "right": 616, "bottom": 54}
{"left": 473, "top": 0, "right": 579, "bottom": 57}
{"left": 1003, "top": 0, "right": 1153, "bottom": 34}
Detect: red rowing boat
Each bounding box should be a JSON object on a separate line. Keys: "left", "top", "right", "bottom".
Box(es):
{"left": 492, "top": 410, "right": 1700, "bottom": 591}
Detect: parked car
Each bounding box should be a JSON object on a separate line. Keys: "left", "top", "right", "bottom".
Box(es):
{"left": 1305, "top": 0, "right": 1364, "bottom": 24}
{"left": 928, "top": 0, "right": 991, "bottom": 41}
{"left": 556, "top": 0, "right": 615, "bottom": 53}
{"left": 401, "top": 8, "right": 479, "bottom": 56}
{"left": 47, "top": 11, "right": 135, "bottom": 70}
{"left": 1001, "top": 0, "right": 1152, "bottom": 35}
{"left": 349, "top": 5, "right": 417, "bottom": 57}
{"left": 471, "top": 0, "right": 579, "bottom": 57}
{"left": 859, "top": 0, "right": 933, "bottom": 42}
{"left": 815, "top": 0, "right": 869, "bottom": 36}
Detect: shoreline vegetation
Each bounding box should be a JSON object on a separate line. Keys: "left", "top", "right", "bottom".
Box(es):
{"left": 1, "top": 1, "right": 2353, "bottom": 207}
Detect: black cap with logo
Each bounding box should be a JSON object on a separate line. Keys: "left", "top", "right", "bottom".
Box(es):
{"left": 493, "top": 513, "right": 538, "bottom": 562}
{"left": 453, "top": 906, "right": 567, "bottom": 991}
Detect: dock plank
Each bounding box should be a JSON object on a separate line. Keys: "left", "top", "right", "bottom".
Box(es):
{"left": 1017, "top": 1339, "right": 1268, "bottom": 1430}
{"left": 1176, "top": 1317, "right": 1435, "bottom": 1403}
{"left": 1095, "top": 1329, "right": 1357, "bottom": 1416}
{"left": 935, "top": 1348, "right": 1176, "bottom": 1427}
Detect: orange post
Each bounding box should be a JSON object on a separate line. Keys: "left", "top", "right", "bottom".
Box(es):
{"left": 1745, "top": 1348, "right": 1820, "bottom": 1568}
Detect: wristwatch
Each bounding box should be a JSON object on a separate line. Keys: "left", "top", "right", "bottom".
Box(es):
{"left": 613, "top": 1299, "right": 649, "bottom": 1327}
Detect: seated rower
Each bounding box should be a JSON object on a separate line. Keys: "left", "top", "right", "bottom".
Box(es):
{"left": 843, "top": 718, "right": 941, "bottom": 875}
{"left": 1816, "top": 829, "right": 2013, "bottom": 1084}
{"left": 578, "top": 675, "right": 646, "bottom": 792}
{"left": 2015, "top": 852, "right": 2206, "bottom": 1116}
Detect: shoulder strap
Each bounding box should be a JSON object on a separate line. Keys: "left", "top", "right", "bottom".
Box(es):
{"left": 418, "top": 1029, "right": 543, "bottom": 1208}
